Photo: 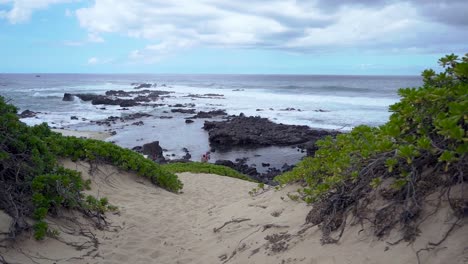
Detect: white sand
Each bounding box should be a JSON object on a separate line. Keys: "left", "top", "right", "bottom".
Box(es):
{"left": 1, "top": 161, "right": 467, "bottom": 264}
{"left": 51, "top": 129, "right": 111, "bottom": 141}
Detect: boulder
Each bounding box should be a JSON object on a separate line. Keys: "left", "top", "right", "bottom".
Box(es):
{"left": 18, "top": 109, "right": 37, "bottom": 118}
{"left": 62, "top": 93, "right": 75, "bottom": 101}
{"left": 142, "top": 141, "right": 166, "bottom": 163}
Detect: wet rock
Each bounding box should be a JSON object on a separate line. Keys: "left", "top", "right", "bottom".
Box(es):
{"left": 262, "top": 163, "right": 270, "bottom": 167}
{"left": 132, "top": 121, "right": 144, "bottom": 126}
{"left": 142, "top": 141, "right": 166, "bottom": 163}
{"left": 214, "top": 158, "right": 287, "bottom": 185}
{"left": 105, "top": 90, "right": 132, "bottom": 97}
{"left": 132, "top": 146, "right": 143, "bottom": 152}
{"left": 62, "top": 93, "right": 75, "bottom": 101}
{"left": 280, "top": 107, "right": 302, "bottom": 112}
{"left": 189, "top": 109, "right": 227, "bottom": 119}
{"left": 74, "top": 93, "right": 98, "bottom": 101}
{"left": 171, "top": 108, "right": 196, "bottom": 114}
{"left": 123, "top": 113, "right": 152, "bottom": 120}
{"left": 18, "top": 109, "right": 37, "bottom": 118}
{"left": 134, "top": 83, "right": 152, "bottom": 89}
{"left": 182, "top": 148, "right": 191, "bottom": 160}
{"left": 70, "top": 116, "right": 79, "bottom": 120}
{"left": 185, "top": 119, "right": 194, "bottom": 124}
{"left": 159, "top": 116, "right": 173, "bottom": 119}
{"left": 117, "top": 99, "right": 139, "bottom": 107}
{"left": 170, "top": 103, "right": 196, "bottom": 108}
{"left": 204, "top": 115, "right": 337, "bottom": 147}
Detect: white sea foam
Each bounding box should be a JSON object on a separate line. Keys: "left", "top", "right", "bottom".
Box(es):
{"left": 16, "top": 79, "right": 398, "bottom": 132}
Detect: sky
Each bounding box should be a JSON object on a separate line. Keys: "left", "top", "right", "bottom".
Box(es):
{"left": 0, "top": 0, "right": 467, "bottom": 74}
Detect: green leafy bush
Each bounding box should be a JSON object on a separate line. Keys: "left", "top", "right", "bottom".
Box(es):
{"left": 0, "top": 96, "right": 182, "bottom": 240}
{"left": 162, "top": 162, "right": 256, "bottom": 182}
{"left": 275, "top": 54, "right": 467, "bottom": 241}
{"left": 47, "top": 136, "right": 183, "bottom": 192}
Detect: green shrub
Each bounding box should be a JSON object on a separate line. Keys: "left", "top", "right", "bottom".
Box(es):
{"left": 0, "top": 96, "right": 182, "bottom": 240}
{"left": 47, "top": 136, "right": 183, "bottom": 192}
{"left": 274, "top": 54, "right": 467, "bottom": 242}
{"left": 162, "top": 162, "right": 257, "bottom": 182}
{"left": 276, "top": 53, "right": 467, "bottom": 202}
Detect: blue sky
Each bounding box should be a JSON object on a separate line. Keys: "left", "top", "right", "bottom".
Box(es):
{"left": 0, "top": 0, "right": 466, "bottom": 74}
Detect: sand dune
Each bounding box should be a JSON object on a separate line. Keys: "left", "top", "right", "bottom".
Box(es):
{"left": 1, "top": 160, "right": 467, "bottom": 264}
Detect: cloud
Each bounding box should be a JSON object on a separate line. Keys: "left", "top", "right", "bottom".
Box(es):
{"left": 128, "top": 38, "right": 194, "bottom": 64}
{"left": 73, "top": 0, "right": 468, "bottom": 60}
{"left": 2, "top": 0, "right": 467, "bottom": 63}
{"left": 0, "top": 0, "right": 72, "bottom": 23}
{"left": 63, "top": 32, "right": 104, "bottom": 46}
{"left": 87, "top": 57, "right": 98, "bottom": 64}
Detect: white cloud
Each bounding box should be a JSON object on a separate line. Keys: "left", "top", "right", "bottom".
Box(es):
{"left": 2, "top": 0, "right": 467, "bottom": 63}
{"left": 73, "top": 0, "right": 468, "bottom": 62}
{"left": 0, "top": 0, "right": 72, "bottom": 23}
{"left": 87, "top": 57, "right": 98, "bottom": 64}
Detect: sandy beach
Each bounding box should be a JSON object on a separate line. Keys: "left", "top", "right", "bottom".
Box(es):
{"left": 51, "top": 129, "right": 111, "bottom": 141}
{"left": 1, "top": 157, "right": 466, "bottom": 264}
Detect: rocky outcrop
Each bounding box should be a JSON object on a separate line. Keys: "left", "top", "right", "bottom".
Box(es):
{"left": 182, "top": 148, "right": 191, "bottom": 160}
{"left": 62, "top": 93, "right": 75, "bottom": 101}
{"left": 18, "top": 110, "right": 37, "bottom": 118}
{"left": 87, "top": 96, "right": 139, "bottom": 107}
{"left": 64, "top": 90, "right": 172, "bottom": 108}
{"left": 214, "top": 158, "right": 293, "bottom": 184}
{"left": 141, "top": 141, "right": 166, "bottom": 163}
{"left": 171, "top": 108, "right": 196, "bottom": 114}
{"left": 188, "top": 109, "right": 227, "bottom": 119}
{"left": 133, "top": 83, "right": 152, "bottom": 89}
{"left": 204, "top": 115, "right": 337, "bottom": 148}
{"left": 92, "top": 112, "right": 152, "bottom": 126}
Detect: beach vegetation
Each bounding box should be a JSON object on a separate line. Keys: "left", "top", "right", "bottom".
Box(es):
{"left": 162, "top": 162, "right": 256, "bottom": 182}
{"left": 0, "top": 98, "right": 182, "bottom": 240}
{"left": 275, "top": 54, "right": 467, "bottom": 242}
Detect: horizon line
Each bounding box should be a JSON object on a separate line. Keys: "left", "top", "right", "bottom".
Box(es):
{"left": 0, "top": 72, "right": 421, "bottom": 77}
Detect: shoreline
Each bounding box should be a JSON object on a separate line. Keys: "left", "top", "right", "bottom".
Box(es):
{"left": 51, "top": 128, "right": 111, "bottom": 141}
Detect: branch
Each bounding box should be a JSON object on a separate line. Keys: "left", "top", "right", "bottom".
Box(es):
{"left": 213, "top": 218, "right": 251, "bottom": 233}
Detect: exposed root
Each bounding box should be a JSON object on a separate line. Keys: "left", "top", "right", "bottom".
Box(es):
{"left": 305, "top": 152, "right": 467, "bottom": 245}
{"left": 414, "top": 220, "right": 461, "bottom": 264}
{"left": 214, "top": 218, "right": 251, "bottom": 233}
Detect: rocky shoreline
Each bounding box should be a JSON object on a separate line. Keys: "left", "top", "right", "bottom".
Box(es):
{"left": 22, "top": 84, "right": 339, "bottom": 183}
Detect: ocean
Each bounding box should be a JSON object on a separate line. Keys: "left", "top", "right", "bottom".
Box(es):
{"left": 0, "top": 74, "right": 422, "bottom": 170}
